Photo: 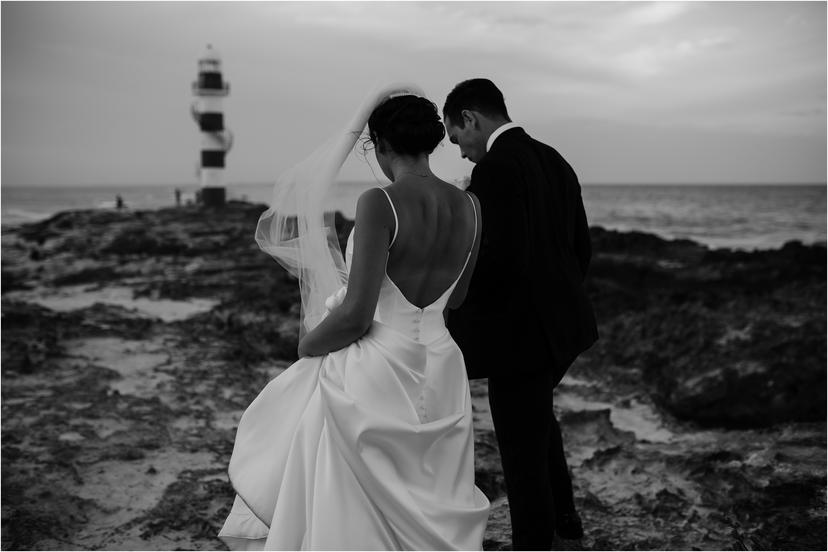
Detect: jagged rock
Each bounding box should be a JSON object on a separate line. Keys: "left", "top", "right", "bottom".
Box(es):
{"left": 584, "top": 227, "right": 826, "bottom": 429}
{"left": 2, "top": 205, "right": 824, "bottom": 550}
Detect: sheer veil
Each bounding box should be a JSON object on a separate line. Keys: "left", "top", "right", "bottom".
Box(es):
{"left": 255, "top": 82, "right": 425, "bottom": 338}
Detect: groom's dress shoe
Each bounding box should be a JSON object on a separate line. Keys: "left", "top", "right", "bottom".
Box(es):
{"left": 555, "top": 510, "right": 584, "bottom": 540}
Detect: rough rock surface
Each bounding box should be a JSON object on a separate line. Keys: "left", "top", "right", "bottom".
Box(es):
{"left": 2, "top": 203, "right": 824, "bottom": 550}
{"left": 587, "top": 228, "right": 826, "bottom": 429}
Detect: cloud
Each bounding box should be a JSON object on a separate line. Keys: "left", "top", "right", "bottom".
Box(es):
{"left": 1, "top": 1, "right": 824, "bottom": 186}
{"left": 618, "top": 1, "right": 690, "bottom": 28}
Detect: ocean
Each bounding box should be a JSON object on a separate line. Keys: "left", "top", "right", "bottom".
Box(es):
{"left": 1, "top": 182, "right": 825, "bottom": 251}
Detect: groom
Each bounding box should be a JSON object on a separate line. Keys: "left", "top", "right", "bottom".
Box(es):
{"left": 443, "top": 78, "right": 598, "bottom": 549}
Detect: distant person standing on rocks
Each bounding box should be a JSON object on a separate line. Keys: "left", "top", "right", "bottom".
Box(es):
{"left": 443, "top": 78, "right": 598, "bottom": 549}
{"left": 116, "top": 195, "right": 124, "bottom": 210}
{"left": 175, "top": 188, "right": 182, "bottom": 207}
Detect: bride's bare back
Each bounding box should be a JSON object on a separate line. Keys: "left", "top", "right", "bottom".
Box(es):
{"left": 335, "top": 177, "right": 480, "bottom": 334}
{"left": 383, "top": 176, "right": 481, "bottom": 309}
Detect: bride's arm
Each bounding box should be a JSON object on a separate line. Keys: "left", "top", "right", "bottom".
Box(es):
{"left": 297, "top": 188, "right": 394, "bottom": 357}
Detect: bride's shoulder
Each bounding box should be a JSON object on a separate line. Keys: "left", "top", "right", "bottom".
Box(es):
{"left": 357, "top": 186, "right": 387, "bottom": 202}
{"left": 354, "top": 187, "right": 394, "bottom": 223}
{"left": 439, "top": 179, "right": 477, "bottom": 203}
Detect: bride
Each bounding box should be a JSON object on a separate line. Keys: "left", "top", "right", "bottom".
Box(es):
{"left": 218, "top": 83, "right": 489, "bottom": 550}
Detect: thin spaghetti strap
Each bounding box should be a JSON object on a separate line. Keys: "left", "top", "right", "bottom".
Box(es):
{"left": 453, "top": 193, "right": 478, "bottom": 279}
{"left": 378, "top": 187, "right": 399, "bottom": 249}
{"left": 467, "top": 192, "right": 478, "bottom": 245}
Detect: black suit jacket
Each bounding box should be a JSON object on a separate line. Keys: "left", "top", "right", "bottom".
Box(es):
{"left": 447, "top": 127, "right": 598, "bottom": 383}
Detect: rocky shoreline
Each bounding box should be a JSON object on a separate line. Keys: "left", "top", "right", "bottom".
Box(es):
{"left": 2, "top": 201, "right": 825, "bottom": 550}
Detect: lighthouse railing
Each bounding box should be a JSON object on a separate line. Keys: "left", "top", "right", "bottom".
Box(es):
{"left": 192, "top": 82, "right": 230, "bottom": 96}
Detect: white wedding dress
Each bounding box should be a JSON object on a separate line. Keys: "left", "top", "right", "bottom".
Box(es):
{"left": 219, "top": 191, "right": 490, "bottom": 550}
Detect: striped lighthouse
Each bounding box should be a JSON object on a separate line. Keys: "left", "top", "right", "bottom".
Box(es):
{"left": 191, "top": 44, "right": 233, "bottom": 206}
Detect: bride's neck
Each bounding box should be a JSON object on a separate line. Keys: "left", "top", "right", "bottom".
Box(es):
{"left": 389, "top": 155, "right": 432, "bottom": 182}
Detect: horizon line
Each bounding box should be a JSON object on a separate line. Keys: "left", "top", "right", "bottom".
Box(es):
{"left": 2, "top": 181, "right": 826, "bottom": 189}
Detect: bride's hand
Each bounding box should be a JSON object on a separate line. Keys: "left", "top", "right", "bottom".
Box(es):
{"left": 298, "top": 286, "right": 348, "bottom": 357}
{"left": 325, "top": 286, "right": 348, "bottom": 312}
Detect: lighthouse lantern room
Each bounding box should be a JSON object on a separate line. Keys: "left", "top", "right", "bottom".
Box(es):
{"left": 191, "top": 44, "right": 233, "bottom": 207}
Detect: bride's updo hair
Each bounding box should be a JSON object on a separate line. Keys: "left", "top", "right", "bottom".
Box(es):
{"left": 367, "top": 95, "right": 446, "bottom": 156}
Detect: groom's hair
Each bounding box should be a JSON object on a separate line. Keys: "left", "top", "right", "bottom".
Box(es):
{"left": 443, "top": 79, "right": 510, "bottom": 127}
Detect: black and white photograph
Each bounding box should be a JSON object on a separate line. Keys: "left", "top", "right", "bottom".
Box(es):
{"left": 1, "top": 1, "right": 826, "bottom": 550}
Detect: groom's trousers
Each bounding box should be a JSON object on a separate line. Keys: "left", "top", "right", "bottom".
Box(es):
{"left": 488, "top": 371, "right": 575, "bottom": 550}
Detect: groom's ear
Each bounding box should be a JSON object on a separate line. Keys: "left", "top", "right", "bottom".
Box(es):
{"left": 461, "top": 109, "right": 478, "bottom": 130}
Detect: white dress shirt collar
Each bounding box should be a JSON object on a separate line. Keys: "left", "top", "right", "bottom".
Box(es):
{"left": 486, "top": 122, "right": 521, "bottom": 152}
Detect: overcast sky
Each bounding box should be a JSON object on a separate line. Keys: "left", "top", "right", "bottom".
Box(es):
{"left": 2, "top": 1, "right": 826, "bottom": 187}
